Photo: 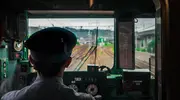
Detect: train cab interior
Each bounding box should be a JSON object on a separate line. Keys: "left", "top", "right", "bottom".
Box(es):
{"left": 0, "top": 0, "right": 178, "bottom": 100}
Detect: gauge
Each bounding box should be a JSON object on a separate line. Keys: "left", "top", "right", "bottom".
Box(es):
{"left": 3, "top": 73, "right": 6, "bottom": 78}
{"left": 14, "top": 41, "right": 23, "bottom": 51}
{"left": 86, "top": 84, "right": 98, "bottom": 96}
{"left": 68, "top": 84, "right": 78, "bottom": 92}
{"left": 3, "top": 62, "right": 6, "bottom": 68}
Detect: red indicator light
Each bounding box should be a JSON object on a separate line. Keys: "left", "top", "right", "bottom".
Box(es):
{"left": 16, "top": 53, "right": 20, "bottom": 58}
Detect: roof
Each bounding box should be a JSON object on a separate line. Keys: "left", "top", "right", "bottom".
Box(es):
{"left": 137, "top": 25, "right": 155, "bottom": 33}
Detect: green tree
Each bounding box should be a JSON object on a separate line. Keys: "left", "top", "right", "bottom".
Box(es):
{"left": 76, "top": 41, "right": 80, "bottom": 45}
{"left": 147, "top": 39, "right": 155, "bottom": 53}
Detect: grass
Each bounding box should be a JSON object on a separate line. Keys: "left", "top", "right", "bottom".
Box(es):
{"left": 104, "top": 43, "right": 114, "bottom": 52}
{"left": 104, "top": 42, "right": 114, "bottom": 47}
{"left": 136, "top": 48, "right": 147, "bottom": 52}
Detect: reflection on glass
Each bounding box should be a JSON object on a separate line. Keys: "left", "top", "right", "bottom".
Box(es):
{"left": 28, "top": 18, "right": 114, "bottom": 71}
{"left": 134, "top": 18, "right": 155, "bottom": 77}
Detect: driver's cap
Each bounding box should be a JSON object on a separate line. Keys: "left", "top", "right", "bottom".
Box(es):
{"left": 24, "top": 27, "right": 77, "bottom": 63}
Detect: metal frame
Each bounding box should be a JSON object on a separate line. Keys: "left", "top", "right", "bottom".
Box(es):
{"left": 27, "top": 10, "right": 114, "bottom": 18}
{"left": 25, "top": 10, "right": 116, "bottom": 70}
{"left": 155, "top": 8, "right": 161, "bottom": 100}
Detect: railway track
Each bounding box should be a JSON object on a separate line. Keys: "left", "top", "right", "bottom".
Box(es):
{"left": 89, "top": 46, "right": 101, "bottom": 65}
{"left": 135, "top": 58, "right": 155, "bottom": 77}
{"left": 103, "top": 47, "right": 114, "bottom": 58}
{"left": 74, "top": 46, "right": 96, "bottom": 71}
{"left": 71, "top": 45, "right": 89, "bottom": 58}
{"left": 71, "top": 46, "right": 155, "bottom": 77}
{"left": 66, "top": 45, "right": 90, "bottom": 71}
{"left": 77, "top": 46, "right": 114, "bottom": 71}
{"left": 96, "top": 54, "right": 101, "bottom": 66}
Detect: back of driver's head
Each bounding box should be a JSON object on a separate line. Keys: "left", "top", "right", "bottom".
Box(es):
{"left": 25, "top": 27, "right": 77, "bottom": 77}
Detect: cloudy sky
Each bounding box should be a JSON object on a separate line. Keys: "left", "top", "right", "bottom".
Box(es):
{"left": 135, "top": 18, "right": 155, "bottom": 32}
{"left": 28, "top": 18, "right": 114, "bottom": 30}
{"left": 28, "top": 18, "right": 155, "bottom": 31}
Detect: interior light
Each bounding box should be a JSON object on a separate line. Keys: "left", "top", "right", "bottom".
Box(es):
{"left": 89, "top": 0, "right": 94, "bottom": 7}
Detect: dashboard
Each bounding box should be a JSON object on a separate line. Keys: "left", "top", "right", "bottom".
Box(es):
{"left": 27, "top": 72, "right": 109, "bottom": 97}
{"left": 25, "top": 69, "right": 151, "bottom": 100}
{"left": 0, "top": 59, "right": 152, "bottom": 100}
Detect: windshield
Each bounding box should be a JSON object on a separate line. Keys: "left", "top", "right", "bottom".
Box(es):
{"left": 28, "top": 18, "right": 114, "bottom": 71}
{"left": 135, "top": 18, "right": 155, "bottom": 77}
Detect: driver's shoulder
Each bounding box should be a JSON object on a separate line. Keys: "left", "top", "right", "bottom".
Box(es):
{"left": 1, "top": 85, "right": 31, "bottom": 100}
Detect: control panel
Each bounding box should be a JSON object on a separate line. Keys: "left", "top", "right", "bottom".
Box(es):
{"left": 15, "top": 60, "right": 31, "bottom": 89}
{"left": 123, "top": 69, "right": 151, "bottom": 95}
{"left": 0, "top": 41, "right": 9, "bottom": 82}
{"left": 63, "top": 72, "right": 107, "bottom": 96}
{"left": 8, "top": 62, "right": 152, "bottom": 100}
{"left": 8, "top": 40, "right": 24, "bottom": 60}
{"left": 0, "top": 59, "right": 8, "bottom": 80}
{"left": 27, "top": 71, "right": 111, "bottom": 99}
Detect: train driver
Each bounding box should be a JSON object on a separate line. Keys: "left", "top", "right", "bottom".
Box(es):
{"left": 1, "top": 27, "right": 96, "bottom": 100}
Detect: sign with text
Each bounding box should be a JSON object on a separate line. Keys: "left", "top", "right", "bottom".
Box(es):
{"left": 119, "top": 22, "right": 134, "bottom": 69}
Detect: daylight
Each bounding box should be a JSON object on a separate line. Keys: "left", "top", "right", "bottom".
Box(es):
{"left": 28, "top": 18, "right": 114, "bottom": 30}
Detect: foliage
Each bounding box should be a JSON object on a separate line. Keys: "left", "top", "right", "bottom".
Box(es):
{"left": 105, "top": 42, "right": 114, "bottom": 47}
{"left": 147, "top": 39, "right": 155, "bottom": 53}
{"left": 136, "top": 48, "right": 147, "bottom": 52}
{"left": 104, "top": 42, "right": 114, "bottom": 52}
{"left": 136, "top": 48, "right": 141, "bottom": 51}
{"left": 141, "top": 48, "right": 147, "bottom": 52}
{"left": 76, "top": 41, "right": 80, "bottom": 45}
{"left": 136, "top": 39, "right": 155, "bottom": 53}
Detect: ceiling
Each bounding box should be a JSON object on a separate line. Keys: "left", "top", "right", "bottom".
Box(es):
{"left": 1, "top": 0, "right": 156, "bottom": 18}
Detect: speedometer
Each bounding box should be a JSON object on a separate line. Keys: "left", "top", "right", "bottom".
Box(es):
{"left": 14, "top": 41, "right": 23, "bottom": 51}
{"left": 86, "top": 84, "right": 98, "bottom": 96}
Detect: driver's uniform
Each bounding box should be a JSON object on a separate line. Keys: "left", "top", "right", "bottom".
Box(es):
{"left": 1, "top": 75, "right": 95, "bottom": 100}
